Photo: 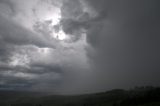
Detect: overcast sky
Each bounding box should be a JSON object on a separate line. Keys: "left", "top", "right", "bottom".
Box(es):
{"left": 0, "top": 0, "right": 160, "bottom": 94}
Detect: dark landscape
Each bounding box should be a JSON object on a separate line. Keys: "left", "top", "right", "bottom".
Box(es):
{"left": 0, "top": 86, "right": 160, "bottom": 106}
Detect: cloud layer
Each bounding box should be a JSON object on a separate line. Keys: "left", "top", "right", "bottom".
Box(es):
{"left": 0, "top": 0, "right": 160, "bottom": 94}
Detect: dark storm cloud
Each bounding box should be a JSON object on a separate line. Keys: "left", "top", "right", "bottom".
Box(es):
{"left": 59, "top": 0, "right": 108, "bottom": 42}
{"left": 0, "top": 75, "right": 33, "bottom": 87}
{"left": 0, "top": 63, "right": 62, "bottom": 91}
{"left": 82, "top": 0, "right": 160, "bottom": 91}
{"left": 0, "top": 10, "right": 59, "bottom": 91}
{"left": 59, "top": 0, "right": 89, "bottom": 41}
{"left": 30, "top": 63, "right": 63, "bottom": 74}
{"left": 0, "top": 0, "right": 160, "bottom": 94}
{"left": 0, "top": 70, "right": 34, "bottom": 90}
{"left": 58, "top": 0, "right": 160, "bottom": 92}
{"left": 86, "top": 0, "right": 160, "bottom": 46}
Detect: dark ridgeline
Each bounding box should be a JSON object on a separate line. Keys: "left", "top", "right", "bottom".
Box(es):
{"left": 0, "top": 86, "right": 160, "bottom": 106}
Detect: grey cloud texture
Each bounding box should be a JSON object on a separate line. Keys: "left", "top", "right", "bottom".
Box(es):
{"left": 0, "top": 0, "right": 160, "bottom": 94}
{"left": 59, "top": 0, "right": 160, "bottom": 92}
{"left": 59, "top": 0, "right": 108, "bottom": 42}
{"left": 60, "top": 0, "right": 90, "bottom": 42}
{"left": 0, "top": 15, "right": 56, "bottom": 48}
{"left": 0, "top": 1, "right": 63, "bottom": 92}
{"left": 0, "top": 0, "right": 16, "bottom": 16}
{"left": 0, "top": 0, "right": 90, "bottom": 93}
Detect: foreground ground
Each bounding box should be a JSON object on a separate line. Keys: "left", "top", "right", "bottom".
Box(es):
{"left": 0, "top": 86, "right": 160, "bottom": 106}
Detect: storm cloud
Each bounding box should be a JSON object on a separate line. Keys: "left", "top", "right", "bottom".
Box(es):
{"left": 83, "top": 0, "right": 160, "bottom": 92}
{"left": 0, "top": 0, "right": 160, "bottom": 94}
{"left": 59, "top": 0, "right": 160, "bottom": 92}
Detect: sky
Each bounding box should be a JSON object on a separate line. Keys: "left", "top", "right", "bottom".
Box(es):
{"left": 0, "top": 0, "right": 160, "bottom": 94}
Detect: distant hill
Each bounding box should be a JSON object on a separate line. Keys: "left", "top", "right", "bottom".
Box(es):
{"left": 0, "top": 86, "right": 160, "bottom": 106}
